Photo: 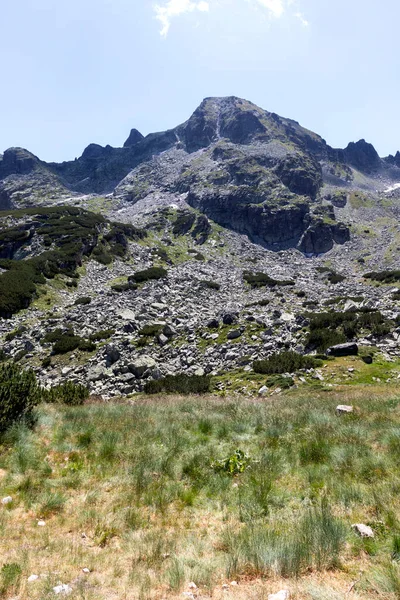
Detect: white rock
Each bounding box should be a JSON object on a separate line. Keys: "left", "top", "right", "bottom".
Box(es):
{"left": 37, "top": 520, "right": 46, "bottom": 527}
{"left": 230, "top": 581, "right": 238, "bottom": 586}
{"left": 352, "top": 523, "right": 374, "bottom": 538}
{"left": 28, "top": 574, "right": 39, "bottom": 582}
{"left": 182, "top": 594, "right": 195, "bottom": 600}
{"left": 336, "top": 405, "right": 353, "bottom": 415}
{"left": 53, "top": 584, "right": 72, "bottom": 595}
{"left": 258, "top": 385, "right": 269, "bottom": 396}
{"left": 1, "top": 496, "right": 13, "bottom": 505}
{"left": 82, "top": 568, "right": 90, "bottom": 574}
{"left": 268, "top": 590, "right": 290, "bottom": 600}
{"left": 188, "top": 582, "right": 198, "bottom": 589}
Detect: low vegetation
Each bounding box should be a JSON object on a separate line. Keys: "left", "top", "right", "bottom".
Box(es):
{"left": 129, "top": 266, "right": 168, "bottom": 284}
{"left": 253, "top": 351, "right": 322, "bottom": 374}
{"left": 0, "top": 207, "right": 146, "bottom": 316}
{"left": 243, "top": 271, "right": 295, "bottom": 288}
{"left": 364, "top": 270, "right": 400, "bottom": 284}
{"left": 305, "top": 309, "right": 392, "bottom": 352}
{"left": 144, "top": 374, "right": 211, "bottom": 394}
{"left": 2, "top": 388, "right": 400, "bottom": 598}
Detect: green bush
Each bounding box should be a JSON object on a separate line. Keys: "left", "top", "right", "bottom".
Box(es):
{"left": 253, "top": 351, "right": 321, "bottom": 375}
{"left": 89, "top": 329, "right": 114, "bottom": 341}
{"left": 111, "top": 282, "right": 137, "bottom": 292}
{"left": 200, "top": 280, "right": 220, "bottom": 290}
{"left": 139, "top": 324, "right": 163, "bottom": 337}
{"left": 0, "top": 363, "right": 40, "bottom": 433}
{"left": 144, "top": 374, "right": 211, "bottom": 395}
{"left": 74, "top": 296, "right": 92, "bottom": 306}
{"left": 129, "top": 267, "right": 168, "bottom": 283}
{"left": 305, "top": 310, "right": 392, "bottom": 352}
{"left": 243, "top": 271, "right": 295, "bottom": 288}
{"left": 45, "top": 381, "right": 89, "bottom": 406}
{"left": 364, "top": 270, "right": 400, "bottom": 284}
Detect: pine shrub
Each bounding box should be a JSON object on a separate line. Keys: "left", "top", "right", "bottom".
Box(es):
{"left": 0, "top": 363, "right": 40, "bottom": 433}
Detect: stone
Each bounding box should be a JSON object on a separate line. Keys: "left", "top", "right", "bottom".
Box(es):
{"left": 207, "top": 318, "right": 219, "bottom": 329}
{"left": 158, "top": 334, "right": 169, "bottom": 346}
{"left": 53, "top": 584, "right": 73, "bottom": 595}
{"left": 222, "top": 313, "right": 236, "bottom": 325}
{"left": 163, "top": 324, "right": 176, "bottom": 337}
{"left": 327, "top": 343, "right": 358, "bottom": 357}
{"left": 104, "top": 344, "right": 120, "bottom": 367}
{"left": 37, "top": 520, "right": 46, "bottom": 526}
{"left": 336, "top": 405, "right": 353, "bottom": 415}
{"left": 28, "top": 574, "right": 39, "bottom": 582}
{"left": 117, "top": 309, "right": 136, "bottom": 321}
{"left": 188, "top": 582, "right": 198, "bottom": 589}
{"left": 129, "top": 356, "right": 156, "bottom": 378}
{"left": 1, "top": 496, "right": 12, "bottom": 505}
{"left": 352, "top": 523, "right": 374, "bottom": 538}
{"left": 268, "top": 591, "right": 289, "bottom": 600}
{"left": 82, "top": 568, "right": 90, "bottom": 574}
{"left": 227, "top": 329, "right": 242, "bottom": 340}
{"left": 258, "top": 385, "right": 269, "bottom": 396}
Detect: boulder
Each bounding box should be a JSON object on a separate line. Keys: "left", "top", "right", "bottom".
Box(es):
{"left": 129, "top": 356, "right": 156, "bottom": 378}
{"left": 336, "top": 405, "right": 353, "bottom": 415}
{"left": 352, "top": 523, "right": 374, "bottom": 538}
{"left": 227, "top": 329, "right": 242, "bottom": 340}
{"left": 104, "top": 344, "right": 120, "bottom": 367}
{"left": 327, "top": 343, "right": 358, "bottom": 357}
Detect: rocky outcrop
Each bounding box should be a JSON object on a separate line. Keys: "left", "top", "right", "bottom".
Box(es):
{"left": 123, "top": 129, "right": 144, "bottom": 148}
{"left": 344, "top": 139, "right": 381, "bottom": 172}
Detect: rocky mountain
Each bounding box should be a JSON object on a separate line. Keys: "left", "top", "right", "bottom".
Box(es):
{"left": 2, "top": 96, "right": 400, "bottom": 253}
{"left": 2, "top": 96, "right": 400, "bottom": 399}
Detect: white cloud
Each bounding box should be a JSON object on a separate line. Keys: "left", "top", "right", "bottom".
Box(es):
{"left": 294, "top": 11, "right": 309, "bottom": 26}
{"left": 154, "top": 0, "right": 308, "bottom": 37}
{"left": 154, "top": 0, "right": 210, "bottom": 37}
{"left": 253, "top": 0, "right": 284, "bottom": 18}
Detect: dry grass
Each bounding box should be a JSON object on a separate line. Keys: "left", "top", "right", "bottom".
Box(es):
{"left": 1, "top": 387, "right": 400, "bottom": 599}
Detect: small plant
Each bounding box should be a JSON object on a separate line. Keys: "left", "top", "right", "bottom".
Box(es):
{"left": 213, "top": 449, "right": 249, "bottom": 475}
{"left": 0, "top": 563, "right": 22, "bottom": 596}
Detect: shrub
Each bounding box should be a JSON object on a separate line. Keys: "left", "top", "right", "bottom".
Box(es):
{"left": 43, "top": 328, "right": 95, "bottom": 354}
{"left": 243, "top": 271, "right": 295, "bottom": 288}
{"left": 212, "top": 449, "right": 249, "bottom": 475}
{"left": 129, "top": 267, "right": 168, "bottom": 283}
{"left": 74, "top": 296, "right": 92, "bottom": 306}
{"left": 253, "top": 351, "right": 321, "bottom": 375}
{"left": 139, "top": 324, "right": 163, "bottom": 337}
{"left": 0, "top": 363, "right": 40, "bottom": 433}
{"left": 144, "top": 374, "right": 211, "bottom": 395}
{"left": 89, "top": 329, "right": 114, "bottom": 341}
{"left": 111, "top": 282, "right": 137, "bottom": 292}
{"left": 46, "top": 381, "right": 89, "bottom": 406}
{"left": 200, "top": 280, "right": 220, "bottom": 290}
{"left": 364, "top": 270, "right": 400, "bottom": 284}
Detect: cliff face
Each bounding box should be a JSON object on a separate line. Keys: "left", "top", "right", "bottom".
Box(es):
{"left": 2, "top": 96, "right": 399, "bottom": 253}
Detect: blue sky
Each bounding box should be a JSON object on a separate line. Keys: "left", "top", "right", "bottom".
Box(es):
{"left": 1, "top": 0, "right": 399, "bottom": 161}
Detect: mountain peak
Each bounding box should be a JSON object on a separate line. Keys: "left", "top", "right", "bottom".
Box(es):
{"left": 123, "top": 128, "right": 144, "bottom": 148}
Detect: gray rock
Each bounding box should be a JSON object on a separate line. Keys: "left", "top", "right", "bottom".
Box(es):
{"left": 327, "top": 343, "right": 358, "bottom": 357}
{"left": 227, "top": 329, "right": 242, "bottom": 340}
{"left": 129, "top": 356, "right": 156, "bottom": 378}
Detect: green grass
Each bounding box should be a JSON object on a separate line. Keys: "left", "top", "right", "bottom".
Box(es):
{"left": 2, "top": 387, "right": 400, "bottom": 597}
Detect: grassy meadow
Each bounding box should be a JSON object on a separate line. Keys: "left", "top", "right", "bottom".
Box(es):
{"left": 1, "top": 386, "right": 400, "bottom": 599}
